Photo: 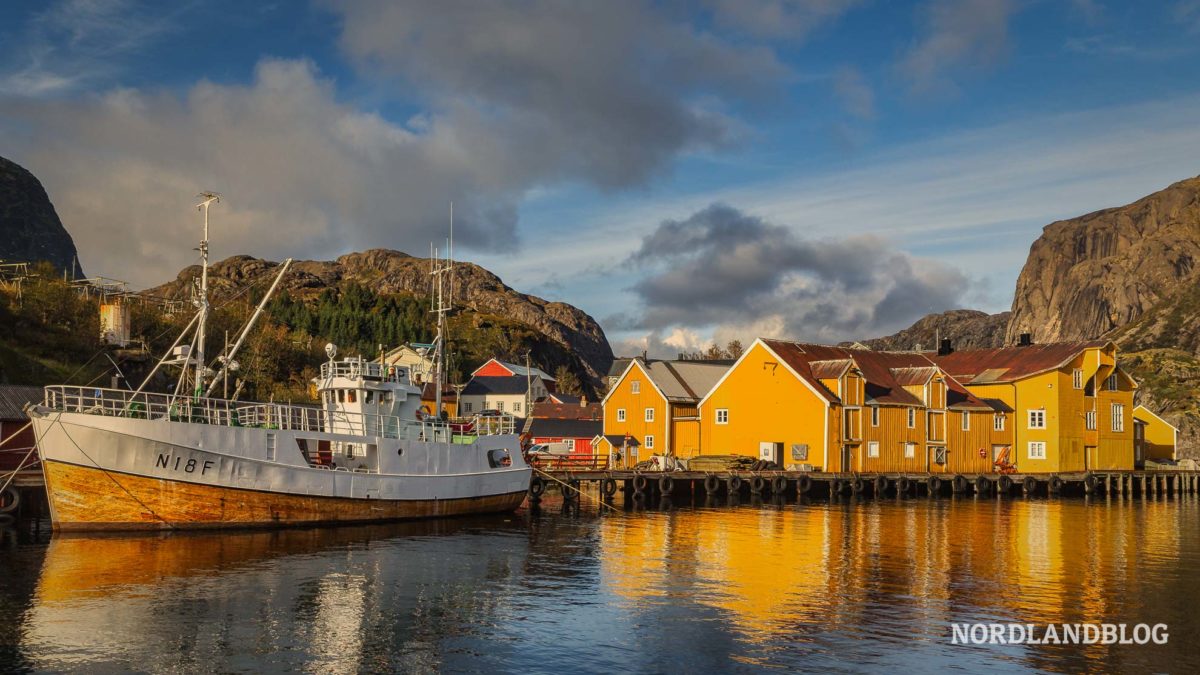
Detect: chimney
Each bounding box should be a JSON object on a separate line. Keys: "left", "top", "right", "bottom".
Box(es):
{"left": 938, "top": 337, "right": 953, "bottom": 356}
{"left": 1019, "top": 333, "right": 1032, "bottom": 347}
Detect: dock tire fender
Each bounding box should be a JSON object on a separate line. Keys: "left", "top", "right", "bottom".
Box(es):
{"left": 600, "top": 477, "right": 618, "bottom": 497}
{"left": 0, "top": 512, "right": 13, "bottom": 527}
{"left": 998, "top": 475, "right": 1013, "bottom": 492}
{"left": 850, "top": 476, "right": 864, "bottom": 493}
{"left": 796, "top": 475, "right": 812, "bottom": 494}
{"left": 565, "top": 479, "right": 581, "bottom": 500}
{"left": 727, "top": 475, "right": 742, "bottom": 492}
{"left": 0, "top": 487, "right": 18, "bottom": 514}
{"left": 1049, "top": 475, "right": 1064, "bottom": 492}
{"left": 1023, "top": 476, "right": 1037, "bottom": 493}
{"left": 659, "top": 475, "right": 674, "bottom": 495}
{"left": 873, "top": 476, "right": 888, "bottom": 494}
{"left": 529, "top": 476, "right": 546, "bottom": 497}
{"left": 974, "top": 476, "right": 990, "bottom": 494}
{"left": 1083, "top": 473, "right": 1098, "bottom": 492}
{"left": 772, "top": 476, "right": 788, "bottom": 494}
{"left": 927, "top": 476, "right": 942, "bottom": 494}
{"left": 897, "top": 476, "right": 910, "bottom": 493}
{"left": 953, "top": 475, "right": 968, "bottom": 492}
{"left": 633, "top": 474, "right": 649, "bottom": 492}
{"left": 704, "top": 475, "right": 721, "bottom": 494}
{"left": 750, "top": 475, "right": 766, "bottom": 493}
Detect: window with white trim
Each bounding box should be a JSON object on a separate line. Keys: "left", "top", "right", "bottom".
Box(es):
{"left": 903, "top": 442, "right": 915, "bottom": 459}
{"left": 616, "top": 408, "right": 626, "bottom": 422}
{"left": 513, "top": 401, "right": 522, "bottom": 413}
{"left": 644, "top": 407, "right": 654, "bottom": 422}
{"left": 867, "top": 441, "right": 880, "bottom": 458}
{"left": 496, "top": 401, "right": 505, "bottom": 412}
{"left": 870, "top": 406, "right": 880, "bottom": 427}
{"left": 1028, "top": 409, "right": 1046, "bottom": 429}
{"left": 565, "top": 439, "right": 575, "bottom": 451}
{"left": 1028, "top": 441, "right": 1047, "bottom": 459}
{"left": 463, "top": 402, "right": 473, "bottom": 413}
{"left": 644, "top": 435, "right": 654, "bottom": 449}
{"left": 1073, "top": 368, "right": 1083, "bottom": 389}
{"left": 631, "top": 380, "right": 640, "bottom": 394}
{"left": 907, "top": 408, "right": 916, "bottom": 428}
{"left": 961, "top": 413, "right": 970, "bottom": 431}
{"left": 994, "top": 413, "right": 1005, "bottom": 431}
{"left": 1112, "top": 403, "right": 1125, "bottom": 432}
{"left": 1107, "top": 373, "right": 1119, "bottom": 391}
{"left": 715, "top": 408, "right": 729, "bottom": 425}
{"left": 1086, "top": 410, "right": 1096, "bottom": 430}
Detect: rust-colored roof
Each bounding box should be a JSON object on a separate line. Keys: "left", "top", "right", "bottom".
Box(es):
{"left": 809, "top": 359, "right": 852, "bottom": 380}
{"left": 759, "top": 339, "right": 994, "bottom": 409}
{"left": 928, "top": 340, "right": 1110, "bottom": 383}
{"left": 420, "top": 382, "right": 458, "bottom": 401}
{"left": 531, "top": 401, "right": 602, "bottom": 420}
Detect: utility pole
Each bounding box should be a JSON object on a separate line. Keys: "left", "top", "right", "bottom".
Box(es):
{"left": 525, "top": 350, "right": 533, "bottom": 415}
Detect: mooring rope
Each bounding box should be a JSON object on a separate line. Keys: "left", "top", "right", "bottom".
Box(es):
{"left": 531, "top": 466, "right": 620, "bottom": 512}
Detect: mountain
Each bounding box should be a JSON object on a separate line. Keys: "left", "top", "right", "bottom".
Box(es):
{"left": 0, "top": 155, "right": 84, "bottom": 278}
{"left": 145, "top": 250, "right": 615, "bottom": 385}
{"left": 867, "top": 176, "right": 1200, "bottom": 456}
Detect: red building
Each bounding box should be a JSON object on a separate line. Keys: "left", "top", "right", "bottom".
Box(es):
{"left": 471, "top": 358, "right": 557, "bottom": 392}
{"left": 526, "top": 418, "right": 603, "bottom": 455}
{"left": 0, "top": 385, "right": 42, "bottom": 475}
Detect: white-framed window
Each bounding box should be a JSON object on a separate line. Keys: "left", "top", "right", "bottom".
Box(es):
{"left": 644, "top": 435, "right": 654, "bottom": 449}
{"left": 496, "top": 401, "right": 505, "bottom": 412}
{"left": 1028, "top": 441, "right": 1047, "bottom": 460}
{"left": 617, "top": 408, "right": 626, "bottom": 422}
{"left": 1086, "top": 410, "right": 1096, "bottom": 430}
{"left": 716, "top": 408, "right": 729, "bottom": 425}
{"left": 631, "top": 380, "right": 641, "bottom": 394}
{"left": 513, "top": 401, "right": 522, "bottom": 413}
{"left": 870, "top": 406, "right": 880, "bottom": 427}
{"left": 867, "top": 441, "right": 880, "bottom": 458}
{"left": 1073, "top": 368, "right": 1083, "bottom": 389}
{"left": 645, "top": 407, "right": 654, "bottom": 422}
{"left": 463, "top": 402, "right": 473, "bottom": 413}
{"left": 1028, "top": 409, "right": 1046, "bottom": 429}
{"left": 1112, "top": 403, "right": 1125, "bottom": 432}
{"left": 907, "top": 408, "right": 916, "bottom": 428}
{"left": 1107, "top": 373, "right": 1119, "bottom": 391}
{"left": 994, "top": 413, "right": 1005, "bottom": 431}
{"left": 565, "top": 439, "right": 575, "bottom": 451}
{"left": 961, "top": 413, "right": 970, "bottom": 431}
{"left": 904, "top": 442, "right": 916, "bottom": 459}
{"left": 266, "top": 432, "right": 276, "bottom": 462}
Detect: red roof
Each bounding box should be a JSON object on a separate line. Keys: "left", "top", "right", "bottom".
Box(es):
{"left": 928, "top": 341, "right": 1110, "bottom": 383}
{"left": 759, "top": 339, "right": 992, "bottom": 409}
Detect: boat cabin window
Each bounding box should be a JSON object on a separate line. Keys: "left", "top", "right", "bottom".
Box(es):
{"left": 347, "top": 390, "right": 357, "bottom": 403}
{"left": 365, "top": 390, "right": 375, "bottom": 404}
{"left": 337, "top": 390, "right": 345, "bottom": 403}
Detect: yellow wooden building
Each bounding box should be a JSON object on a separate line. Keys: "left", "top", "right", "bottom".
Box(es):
{"left": 1133, "top": 405, "right": 1178, "bottom": 462}
{"left": 695, "top": 339, "right": 1006, "bottom": 473}
{"left": 931, "top": 339, "right": 1136, "bottom": 472}
{"left": 601, "top": 358, "right": 730, "bottom": 463}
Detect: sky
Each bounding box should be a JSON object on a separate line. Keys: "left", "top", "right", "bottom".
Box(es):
{"left": 2, "top": 0, "right": 1199, "bottom": 358}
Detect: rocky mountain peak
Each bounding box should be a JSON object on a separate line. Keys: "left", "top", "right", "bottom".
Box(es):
{"left": 0, "top": 155, "right": 84, "bottom": 278}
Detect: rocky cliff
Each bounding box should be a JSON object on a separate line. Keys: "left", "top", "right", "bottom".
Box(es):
{"left": 854, "top": 309, "right": 1010, "bottom": 352}
{"left": 147, "top": 250, "right": 615, "bottom": 383}
{"left": 0, "top": 155, "right": 84, "bottom": 278}
{"left": 1007, "top": 175, "right": 1200, "bottom": 344}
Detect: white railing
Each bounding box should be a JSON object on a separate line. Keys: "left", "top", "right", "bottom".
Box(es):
{"left": 42, "top": 385, "right": 516, "bottom": 441}
{"left": 320, "top": 358, "right": 408, "bottom": 383}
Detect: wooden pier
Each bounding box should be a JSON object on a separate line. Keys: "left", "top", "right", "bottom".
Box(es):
{"left": 528, "top": 470, "right": 1200, "bottom": 503}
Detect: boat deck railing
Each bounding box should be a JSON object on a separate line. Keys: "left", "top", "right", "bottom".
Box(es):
{"left": 41, "top": 385, "right": 516, "bottom": 442}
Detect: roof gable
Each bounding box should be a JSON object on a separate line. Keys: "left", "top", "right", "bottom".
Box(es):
{"left": 929, "top": 341, "right": 1111, "bottom": 383}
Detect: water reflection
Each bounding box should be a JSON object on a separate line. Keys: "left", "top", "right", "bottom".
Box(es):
{"left": 2, "top": 497, "right": 1197, "bottom": 672}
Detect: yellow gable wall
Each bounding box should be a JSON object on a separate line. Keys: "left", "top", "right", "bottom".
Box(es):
{"left": 858, "top": 406, "right": 925, "bottom": 473}
{"left": 1095, "top": 373, "right": 1135, "bottom": 470}
{"left": 700, "top": 342, "right": 830, "bottom": 469}
{"left": 603, "top": 361, "right": 668, "bottom": 462}
{"left": 938, "top": 409, "right": 1012, "bottom": 474}
{"left": 1135, "top": 408, "right": 1177, "bottom": 460}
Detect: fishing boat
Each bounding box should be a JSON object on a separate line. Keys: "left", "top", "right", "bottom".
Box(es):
{"left": 26, "top": 193, "right": 530, "bottom": 531}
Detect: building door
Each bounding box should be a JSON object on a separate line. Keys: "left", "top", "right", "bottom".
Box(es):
{"left": 1085, "top": 445, "right": 1097, "bottom": 470}
{"left": 841, "top": 444, "right": 853, "bottom": 472}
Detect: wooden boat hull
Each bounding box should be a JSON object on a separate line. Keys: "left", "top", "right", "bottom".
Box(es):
{"left": 43, "top": 460, "right": 527, "bottom": 531}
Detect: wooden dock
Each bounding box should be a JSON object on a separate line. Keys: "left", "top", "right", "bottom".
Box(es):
{"left": 529, "top": 470, "right": 1200, "bottom": 502}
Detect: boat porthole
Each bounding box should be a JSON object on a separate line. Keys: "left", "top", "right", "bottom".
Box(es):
{"left": 396, "top": 447, "right": 404, "bottom": 456}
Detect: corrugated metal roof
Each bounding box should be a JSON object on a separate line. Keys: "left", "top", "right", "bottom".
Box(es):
{"left": 0, "top": 385, "right": 42, "bottom": 421}
{"left": 644, "top": 360, "right": 731, "bottom": 402}
{"left": 531, "top": 401, "right": 602, "bottom": 420}
{"left": 810, "top": 359, "right": 852, "bottom": 380}
{"left": 980, "top": 398, "right": 1014, "bottom": 413}
{"left": 461, "top": 376, "right": 532, "bottom": 396}
{"left": 598, "top": 433, "right": 641, "bottom": 447}
{"left": 929, "top": 341, "right": 1110, "bottom": 383}
{"left": 527, "top": 417, "right": 603, "bottom": 439}
{"left": 890, "top": 366, "right": 937, "bottom": 386}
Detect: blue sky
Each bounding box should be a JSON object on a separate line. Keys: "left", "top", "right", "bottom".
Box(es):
{"left": 2, "top": 0, "right": 1199, "bottom": 357}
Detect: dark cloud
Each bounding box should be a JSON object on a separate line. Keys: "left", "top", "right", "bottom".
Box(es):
{"left": 624, "top": 203, "right": 970, "bottom": 343}
{"left": 899, "top": 0, "right": 1016, "bottom": 92}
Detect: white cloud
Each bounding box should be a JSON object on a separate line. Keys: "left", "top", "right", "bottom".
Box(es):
{"left": 899, "top": 0, "right": 1016, "bottom": 93}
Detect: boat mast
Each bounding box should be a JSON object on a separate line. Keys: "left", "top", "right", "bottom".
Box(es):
{"left": 195, "top": 191, "right": 220, "bottom": 397}
{"left": 431, "top": 204, "right": 454, "bottom": 419}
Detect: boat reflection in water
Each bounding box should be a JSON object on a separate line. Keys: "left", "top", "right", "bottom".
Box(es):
{"left": 10, "top": 497, "right": 1200, "bottom": 672}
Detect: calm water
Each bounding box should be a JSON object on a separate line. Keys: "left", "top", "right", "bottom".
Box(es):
{"left": 1, "top": 493, "right": 1198, "bottom": 673}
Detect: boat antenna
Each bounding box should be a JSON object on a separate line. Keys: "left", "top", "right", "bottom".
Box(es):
{"left": 195, "top": 191, "right": 220, "bottom": 397}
